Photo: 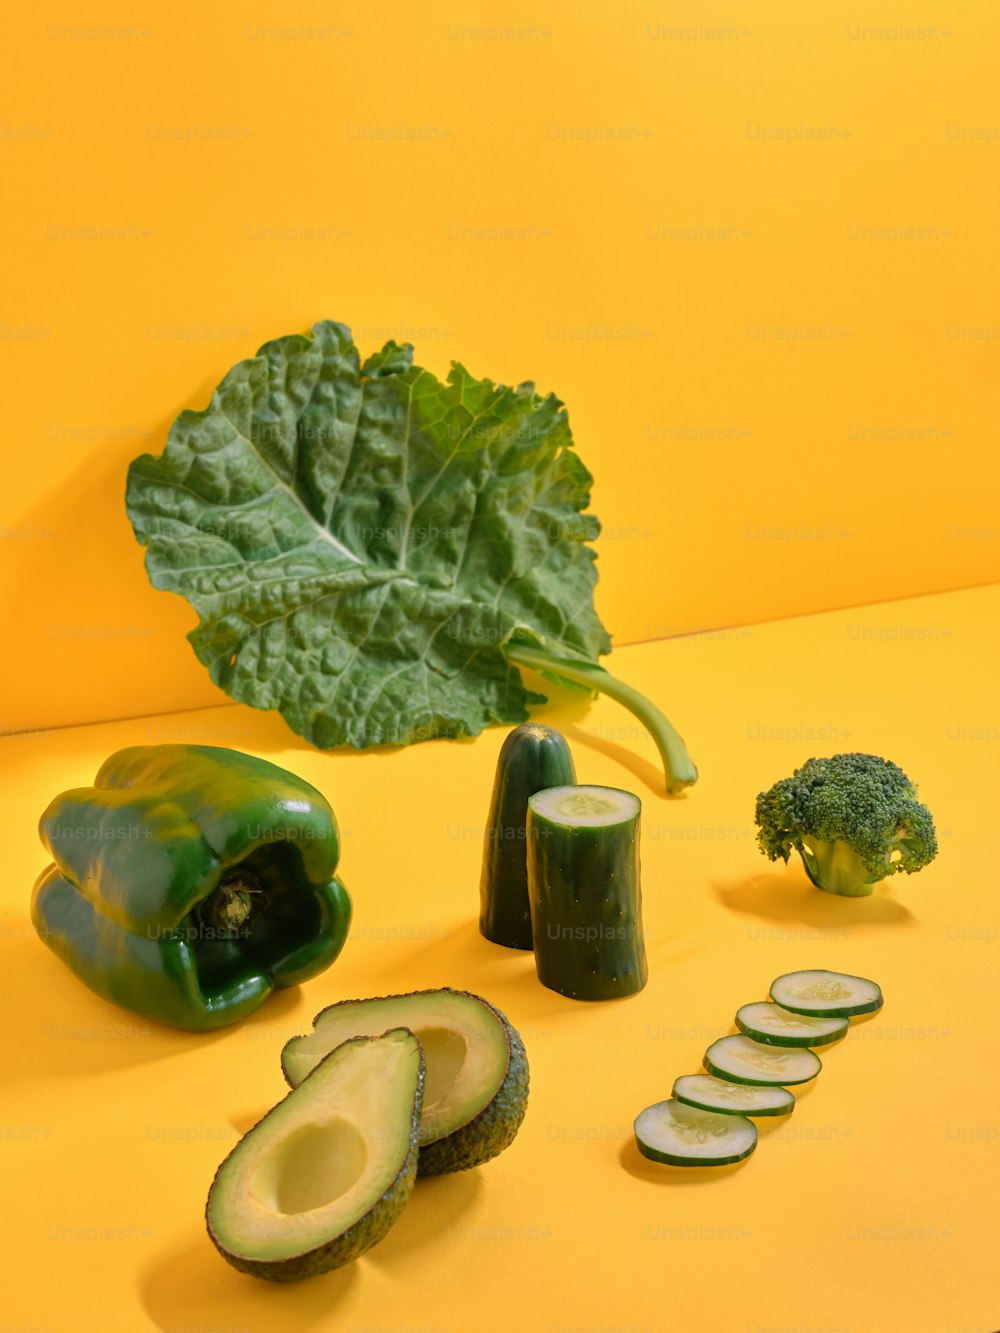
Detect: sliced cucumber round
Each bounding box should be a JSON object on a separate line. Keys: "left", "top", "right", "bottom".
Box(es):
{"left": 704, "top": 1035, "right": 821, "bottom": 1086}
{"left": 735, "top": 1001, "right": 848, "bottom": 1048}
{"left": 634, "top": 1099, "right": 757, "bottom": 1166}
{"left": 672, "top": 1073, "right": 795, "bottom": 1117}
{"left": 770, "top": 969, "right": 883, "bottom": 1018}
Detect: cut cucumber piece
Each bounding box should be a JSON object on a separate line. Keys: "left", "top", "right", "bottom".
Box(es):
{"left": 634, "top": 1099, "right": 757, "bottom": 1166}
{"left": 281, "top": 988, "right": 528, "bottom": 1175}
{"left": 527, "top": 785, "right": 647, "bottom": 1001}
{"left": 735, "top": 1001, "right": 848, "bottom": 1048}
{"left": 770, "top": 969, "right": 883, "bottom": 1018}
{"left": 704, "top": 1035, "right": 821, "bottom": 1086}
{"left": 672, "top": 1073, "right": 795, "bottom": 1117}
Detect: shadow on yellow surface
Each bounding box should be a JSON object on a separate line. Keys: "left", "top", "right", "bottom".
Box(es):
{"left": 228, "top": 1103, "right": 281, "bottom": 1137}
{"left": 234, "top": 666, "right": 599, "bottom": 760}
{"left": 364, "top": 1170, "right": 484, "bottom": 1266}
{"left": 709, "top": 870, "right": 915, "bottom": 927}
{"left": 140, "top": 1165, "right": 483, "bottom": 1328}
{"left": 140, "top": 1231, "right": 359, "bottom": 1331}
{"left": 564, "top": 721, "right": 675, "bottom": 799}
{"left": 381, "top": 917, "right": 659, "bottom": 1031}
{"left": 4, "top": 933, "right": 306, "bottom": 1084}
{"left": 5, "top": 397, "right": 230, "bottom": 732}
{"left": 374, "top": 918, "right": 535, "bottom": 990}
{"left": 618, "top": 1137, "right": 752, "bottom": 1186}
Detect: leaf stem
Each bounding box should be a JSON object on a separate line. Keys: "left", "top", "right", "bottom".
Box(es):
{"left": 504, "top": 643, "right": 698, "bottom": 796}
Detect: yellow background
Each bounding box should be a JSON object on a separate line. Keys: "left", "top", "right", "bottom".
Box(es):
{"left": 2, "top": 0, "right": 999, "bottom": 733}
{"left": 2, "top": 3, "right": 998, "bottom": 1330}
{"left": 2, "top": 586, "right": 997, "bottom": 1332}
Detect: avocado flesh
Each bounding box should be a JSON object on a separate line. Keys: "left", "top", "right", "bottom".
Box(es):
{"left": 207, "top": 1028, "right": 423, "bottom": 1281}
{"left": 281, "top": 988, "right": 529, "bottom": 1175}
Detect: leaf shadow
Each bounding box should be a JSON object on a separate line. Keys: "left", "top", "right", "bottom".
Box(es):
{"left": 563, "top": 722, "right": 674, "bottom": 799}
{"left": 140, "top": 1230, "right": 358, "bottom": 1331}
{"left": 5, "top": 401, "right": 232, "bottom": 726}
{"left": 710, "top": 871, "right": 914, "bottom": 927}
{"left": 233, "top": 684, "right": 600, "bottom": 762}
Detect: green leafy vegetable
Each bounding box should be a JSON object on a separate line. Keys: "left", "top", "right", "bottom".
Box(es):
{"left": 126, "top": 320, "right": 697, "bottom": 793}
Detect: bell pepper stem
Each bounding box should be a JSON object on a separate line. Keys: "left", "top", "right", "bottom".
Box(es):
{"left": 202, "top": 872, "right": 264, "bottom": 934}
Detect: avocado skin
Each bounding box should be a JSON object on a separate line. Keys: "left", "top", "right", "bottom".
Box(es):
{"left": 417, "top": 996, "right": 529, "bottom": 1176}
{"left": 206, "top": 1032, "right": 424, "bottom": 1282}
{"left": 280, "top": 988, "right": 530, "bottom": 1177}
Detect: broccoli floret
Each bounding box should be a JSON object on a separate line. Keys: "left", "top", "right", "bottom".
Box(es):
{"left": 755, "top": 753, "right": 937, "bottom": 897}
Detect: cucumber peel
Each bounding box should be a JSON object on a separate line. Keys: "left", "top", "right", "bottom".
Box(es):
{"left": 527, "top": 785, "right": 647, "bottom": 1001}
{"left": 479, "top": 724, "right": 576, "bottom": 950}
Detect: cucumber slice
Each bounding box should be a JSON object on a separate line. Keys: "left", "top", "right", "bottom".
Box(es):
{"left": 769, "top": 969, "right": 883, "bottom": 1018}
{"left": 634, "top": 1099, "right": 757, "bottom": 1166}
{"left": 735, "top": 1001, "right": 848, "bottom": 1048}
{"left": 672, "top": 1073, "right": 795, "bottom": 1117}
{"left": 704, "top": 1035, "right": 821, "bottom": 1086}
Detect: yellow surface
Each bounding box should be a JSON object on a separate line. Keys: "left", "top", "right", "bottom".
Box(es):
{"left": 2, "top": 584, "right": 996, "bottom": 1333}
{"left": 3, "top": 0, "right": 1000, "bottom": 732}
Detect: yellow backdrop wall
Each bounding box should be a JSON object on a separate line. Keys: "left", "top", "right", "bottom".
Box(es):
{"left": 3, "top": 0, "right": 998, "bottom": 732}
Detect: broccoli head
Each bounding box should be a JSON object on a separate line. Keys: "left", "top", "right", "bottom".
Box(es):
{"left": 755, "top": 752, "right": 937, "bottom": 897}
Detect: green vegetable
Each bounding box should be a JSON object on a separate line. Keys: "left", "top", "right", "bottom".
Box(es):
{"left": 671, "top": 1074, "right": 795, "bottom": 1117}
{"left": 480, "top": 724, "right": 576, "bottom": 949}
{"left": 755, "top": 752, "right": 937, "bottom": 896}
{"left": 634, "top": 1099, "right": 757, "bottom": 1166}
{"left": 207, "top": 1028, "right": 423, "bottom": 1280}
{"left": 735, "top": 1001, "right": 848, "bottom": 1048}
{"left": 770, "top": 969, "right": 883, "bottom": 1017}
{"left": 526, "top": 785, "right": 647, "bottom": 1001}
{"left": 704, "top": 1035, "right": 822, "bottom": 1086}
{"left": 125, "top": 320, "right": 697, "bottom": 795}
{"left": 280, "top": 988, "right": 529, "bottom": 1175}
{"left": 30, "top": 745, "right": 351, "bottom": 1031}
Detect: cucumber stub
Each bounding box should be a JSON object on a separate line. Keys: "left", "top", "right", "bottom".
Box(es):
{"left": 704, "top": 1035, "right": 822, "bottom": 1086}
{"left": 527, "top": 785, "right": 646, "bottom": 1002}
{"left": 479, "top": 724, "right": 576, "bottom": 951}
{"left": 769, "top": 969, "right": 883, "bottom": 1018}
{"left": 634, "top": 1099, "right": 757, "bottom": 1166}
{"left": 672, "top": 1073, "right": 795, "bottom": 1117}
{"left": 735, "top": 1001, "right": 848, "bottom": 1048}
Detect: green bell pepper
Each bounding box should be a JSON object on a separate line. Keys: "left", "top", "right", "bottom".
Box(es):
{"left": 31, "top": 745, "right": 352, "bottom": 1031}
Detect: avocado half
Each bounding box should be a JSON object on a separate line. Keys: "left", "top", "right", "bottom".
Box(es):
{"left": 207, "top": 1028, "right": 423, "bottom": 1281}
{"left": 281, "top": 988, "right": 529, "bottom": 1176}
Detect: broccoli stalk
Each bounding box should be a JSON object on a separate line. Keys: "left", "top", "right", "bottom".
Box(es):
{"left": 755, "top": 753, "right": 937, "bottom": 897}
